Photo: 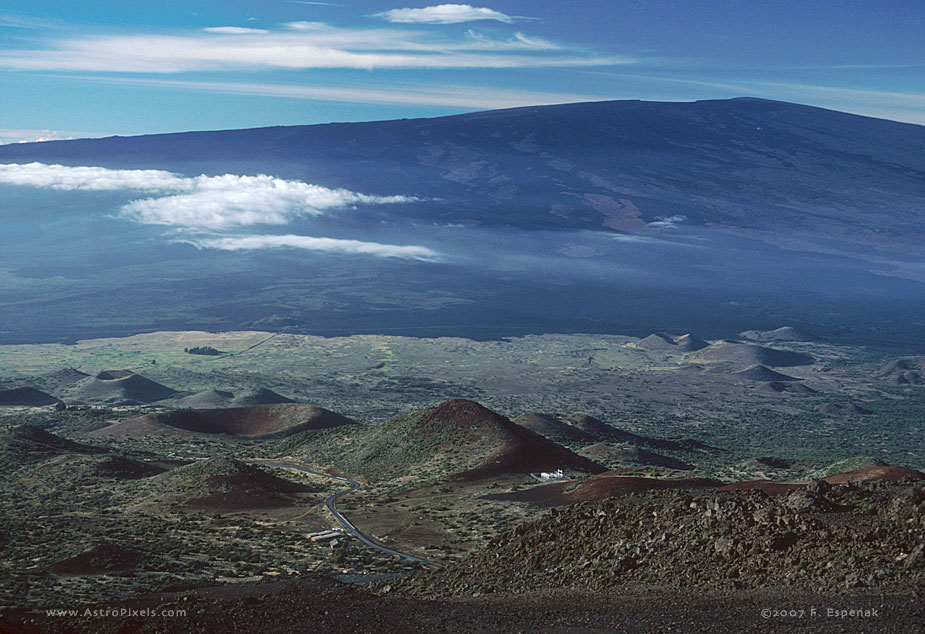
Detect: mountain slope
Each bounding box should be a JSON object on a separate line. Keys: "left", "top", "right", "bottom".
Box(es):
{"left": 3, "top": 98, "right": 922, "bottom": 249}
{"left": 75, "top": 370, "right": 177, "bottom": 405}
{"left": 125, "top": 457, "right": 313, "bottom": 509}
{"left": 284, "top": 399, "right": 605, "bottom": 483}
{"left": 576, "top": 444, "right": 695, "bottom": 471}
{"left": 2, "top": 98, "right": 923, "bottom": 348}
{"left": 512, "top": 413, "right": 597, "bottom": 444}
{"left": 0, "top": 425, "right": 105, "bottom": 468}
{"left": 733, "top": 365, "right": 801, "bottom": 382}
{"left": 165, "top": 388, "right": 296, "bottom": 409}
{"left": 689, "top": 342, "right": 814, "bottom": 368}
{"left": 517, "top": 412, "right": 702, "bottom": 453}
{"left": 0, "top": 387, "right": 60, "bottom": 406}
{"left": 637, "top": 333, "right": 708, "bottom": 352}
{"left": 880, "top": 357, "right": 925, "bottom": 385}
{"left": 95, "top": 403, "right": 357, "bottom": 439}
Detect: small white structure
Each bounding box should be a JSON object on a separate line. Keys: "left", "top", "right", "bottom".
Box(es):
{"left": 530, "top": 469, "right": 570, "bottom": 482}
{"left": 308, "top": 529, "right": 346, "bottom": 543}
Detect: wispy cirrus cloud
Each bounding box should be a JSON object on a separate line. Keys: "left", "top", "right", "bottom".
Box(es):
{"left": 0, "top": 21, "right": 623, "bottom": 73}
{"left": 374, "top": 4, "right": 513, "bottom": 24}
{"left": 463, "top": 29, "right": 558, "bottom": 51}
{"left": 628, "top": 74, "right": 925, "bottom": 110}
{"left": 0, "top": 13, "right": 63, "bottom": 30}
{"left": 201, "top": 26, "right": 268, "bottom": 35}
{"left": 0, "top": 128, "right": 94, "bottom": 145}
{"left": 72, "top": 75, "right": 610, "bottom": 110}
{"left": 187, "top": 234, "right": 439, "bottom": 260}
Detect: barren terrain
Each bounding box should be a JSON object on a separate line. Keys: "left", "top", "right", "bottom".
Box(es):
{"left": 0, "top": 328, "right": 922, "bottom": 632}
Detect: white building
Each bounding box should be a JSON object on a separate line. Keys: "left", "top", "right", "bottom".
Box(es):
{"left": 531, "top": 469, "right": 570, "bottom": 482}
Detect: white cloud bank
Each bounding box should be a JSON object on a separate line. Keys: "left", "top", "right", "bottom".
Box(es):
{"left": 0, "top": 162, "right": 414, "bottom": 230}
{"left": 375, "top": 4, "right": 513, "bottom": 24}
{"left": 0, "top": 161, "right": 187, "bottom": 191}
{"left": 0, "top": 162, "right": 434, "bottom": 259}
{"left": 648, "top": 214, "right": 687, "bottom": 229}
{"left": 120, "top": 173, "right": 413, "bottom": 230}
{"left": 189, "top": 234, "right": 439, "bottom": 260}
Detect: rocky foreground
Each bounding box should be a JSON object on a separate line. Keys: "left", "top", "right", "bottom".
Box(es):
{"left": 398, "top": 479, "right": 924, "bottom": 596}
{"left": 5, "top": 581, "right": 922, "bottom": 634}
{"left": 3, "top": 479, "right": 922, "bottom": 634}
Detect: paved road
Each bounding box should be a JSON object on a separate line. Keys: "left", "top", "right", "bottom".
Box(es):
{"left": 252, "top": 460, "right": 440, "bottom": 568}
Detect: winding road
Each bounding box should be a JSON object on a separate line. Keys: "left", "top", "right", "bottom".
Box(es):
{"left": 252, "top": 460, "right": 440, "bottom": 568}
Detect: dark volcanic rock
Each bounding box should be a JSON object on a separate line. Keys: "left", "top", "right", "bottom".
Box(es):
{"left": 131, "top": 457, "right": 314, "bottom": 509}
{"left": 231, "top": 388, "right": 296, "bottom": 407}
{"left": 96, "top": 403, "right": 356, "bottom": 439}
{"left": 77, "top": 370, "right": 177, "bottom": 405}
{"left": 752, "top": 457, "right": 794, "bottom": 469}
{"left": 43, "top": 367, "right": 90, "bottom": 388}
{"left": 637, "top": 333, "right": 708, "bottom": 352}
{"left": 783, "top": 489, "right": 833, "bottom": 513}
{"left": 46, "top": 542, "right": 146, "bottom": 574}
{"left": 514, "top": 413, "right": 597, "bottom": 444}
{"left": 0, "top": 387, "right": 60, "bottom": 406}
{"left": 755, "top": 381, "right": 818, "bottom": 395}
{"left": 169, "top": 389, "right": 236, "bottom": 409}
{"left": 689, "top": 342, "right": 813, "bottom": 368}
{"left": 734, "top": 365, "right": 800, "bottom": 382}
{"left": 637, "top": 333, "right": 679, "bottom": 350}
{"left": 0, "top": 425, "right": 106, "bottom": 466}
{"left": 674, "top": 334, "right": 709, "bottom": 352}
{"left": 401, "top": 480, "right": 925, "bottom": 597}
{"left": 879, "top": 357, "right": 925, "bottom": 385}
{"left": 577, "top": 444, "right": 694, "bottom": 471}
{"left": 93, "top": 456, "right": 167, "bottom": 480}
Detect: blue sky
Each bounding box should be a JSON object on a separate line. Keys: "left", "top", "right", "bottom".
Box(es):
{"left": 1, "top": 1, "right": 923, "bottom": 143}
